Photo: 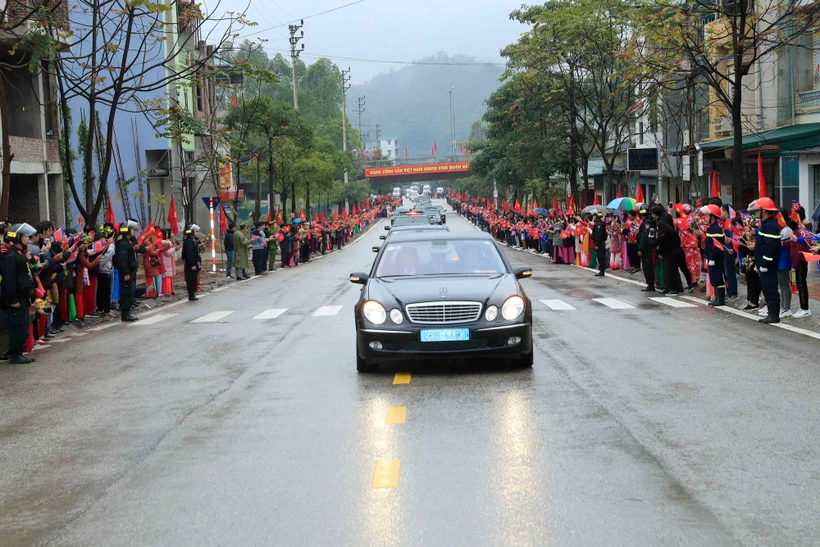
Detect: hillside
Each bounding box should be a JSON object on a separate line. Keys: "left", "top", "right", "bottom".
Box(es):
{"left": 347, "top": 52, "right": 503, "bottom": 158}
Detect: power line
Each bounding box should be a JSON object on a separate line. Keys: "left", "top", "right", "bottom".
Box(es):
{"left": 258, "top": 46, "right": 505, "bottom": 67}
{"left": 238, "top": 1, "right": 365, "bottom": 39}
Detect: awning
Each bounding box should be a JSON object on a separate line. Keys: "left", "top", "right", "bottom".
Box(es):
{"left": 700, "top": 123, "right": 820, "bottom": 158}
{"left": 580, "top": 158, "right": 626, "bottom": 177}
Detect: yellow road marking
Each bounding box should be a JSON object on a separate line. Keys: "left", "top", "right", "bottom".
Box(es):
{"left": 385, "top": 406, "right": 407, "bottom": 424}
{"left": 393, "top": 373, "right": 411, "bottom": 385}
{"left": 372, "top": 459, "right": 401, "bottom": 489}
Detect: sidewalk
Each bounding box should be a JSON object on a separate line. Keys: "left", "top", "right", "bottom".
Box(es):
{"left": 496, "top": 239, "right": 820, "bottom": 340}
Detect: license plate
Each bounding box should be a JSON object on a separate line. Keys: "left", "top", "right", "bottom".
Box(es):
{"left": 420, "top": 328, "right": 470, "bottom": 342}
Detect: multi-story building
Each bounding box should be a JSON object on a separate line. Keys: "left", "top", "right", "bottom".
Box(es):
{"left": 0, "top": 0, "right": 69, "bottom": 224}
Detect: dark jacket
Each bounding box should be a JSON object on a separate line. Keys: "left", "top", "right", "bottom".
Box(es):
{"left": 638, "top": 217, "right": 656, "bottom": 253}
{"left": 115, "top": 237, "right": 139, "bottom": 276}
{"left": 705, "top": 221, "right": 726, "bottom": 262}
{"left": 591, "top": 219, "right": 607, "bottom": 249}
{"left": 1, "top": 244, "right": 35, "bottom": 307}
{"left": 182, "top": 236, "right": 201, "bottom": 271}
{"left": 656, "top": 229, "right": 682, "bottom": 257}
{"left": 223, "top": 230, "right": 235, "bottom": 251}
{"left": 754, "top": 216, "right": 782, "bottom": 272}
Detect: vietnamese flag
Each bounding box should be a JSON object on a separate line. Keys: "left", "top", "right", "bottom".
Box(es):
{"left": 341, "top": 207, "right": 348, "bottom": 219}
{"left": 333, "top": 210, "right": 339, "bottom": 221}
{"left": 267, "top": 208, "right": 273, "bottom": 224}
{"left": 298, "top": 209, "right": 305, "bottom": 221}
{"left": 616, "top": 185, "right": 623, "bottom": 198}
{"left": 757, "top": 153, "right": 767, "bottom": 198}
{"left": 568, "top": 194, "right": 577, "bottom": 214}
{"left": 532, "top": 198, "right": 539, "bottom": 210}
{"left": 276, "top": 207, "right": 283, "bottom": 226}
{"left": 513, "top": 199, "right": 522, "bottom": 215}
{"left": 526, "top": 203, "right": 533, "bottom": 216}
{"left": 167, "top": 197, "right": 179, "bottom": 235}
{"left": 711, "top": 169, "right": 720, "bottom": 198}
{"left": 106, "top": 196, "right": 116, "bottom": 225}
{"left": 593, "top": 193, "right": 600, "bottom": 205}
{"left": 553, "top": 197, "right": 560, "bottom": 212}
{"left": 501, "top": 199, "right": 509, "bottom": 213}
{"left": 635, "top": 184, "right": 645, "bottom": 204}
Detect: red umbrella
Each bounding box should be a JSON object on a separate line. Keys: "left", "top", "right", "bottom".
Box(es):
{"left": 635, "top": 184, "right": 645, "bottom": 204}
{"left": 711, "top": 169, "right": 720, "bottom": 197}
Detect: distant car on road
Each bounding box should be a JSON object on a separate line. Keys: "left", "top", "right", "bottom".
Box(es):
{"left": 392, "top": 187, "right": 401, "bottom": 199}
{"left": 390, "top": 213, "right": 431, "bottom": 228}
{"left": 436, "top": 187, "right": 445, "bottom": 198}
{"left": 350, "top": 231, "right": 533, "bottom": 372}
{"left": 379, "top": 224, "right": 450, "bottom": 242}
{"left": 423, "top": 207, "right": 443, "bottom": 224}
{"left": 417, "top": 195, "right": 431, "bottom": 206}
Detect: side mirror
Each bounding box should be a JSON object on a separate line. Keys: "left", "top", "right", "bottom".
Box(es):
{"left": 372, "top": 246, "right": 381, "bottom": 253}
{"left": 514, "top": 267, "right": 533, "bottom": 280}
{"left": 384, "top": 225, "right": 391, "bottom": 231}
{"left": 349, "top": 272, "right": 369, "bottom": 284}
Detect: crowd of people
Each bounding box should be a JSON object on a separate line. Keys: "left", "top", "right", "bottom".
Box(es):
{"left": 0, "top": 198, "right": 393, "bottom": 364}
{"left": 456, "top": 194, "right": 820, "bottom": 325}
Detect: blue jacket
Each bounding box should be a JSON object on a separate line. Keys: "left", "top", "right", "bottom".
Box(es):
{"left": 754, "top": 217, "right": 782, "bottom": 272}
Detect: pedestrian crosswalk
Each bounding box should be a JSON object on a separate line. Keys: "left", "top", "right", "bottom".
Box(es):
{"left": 313, "top": 305, "right": 344, "bottom": 317}
{"left": 253, "top": 308, "right": 290, "bottom": 320}
{"left": 132, "top": 313, "right": 179, "bottom": 326}
{"left": 537, "top": 295, "right": 701, "bottom": 311}
{"left": 192, "top": 311, "right": 236, "bottom": 323}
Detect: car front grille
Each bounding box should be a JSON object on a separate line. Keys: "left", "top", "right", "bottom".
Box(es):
{"left": 405, "top": 301, "right": 482, "bottom": 324}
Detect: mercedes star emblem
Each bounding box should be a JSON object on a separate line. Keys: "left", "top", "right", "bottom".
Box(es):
{"left": 439, "top": 287, "right": 448, "bottom": 298}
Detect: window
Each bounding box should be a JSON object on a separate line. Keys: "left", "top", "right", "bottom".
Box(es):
{"left": 196, "top": 82, "right": 203, "bottom": 112}
{"left": 376, "top": 240, "right": 505, "bottom": 277}
{"left": 639, "top": 122, "right": 644, "bottom": 144}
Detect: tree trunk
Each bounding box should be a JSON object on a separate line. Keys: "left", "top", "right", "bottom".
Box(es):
{"left": 291, "top": 179, "right": 296, "bottom": 216}
{"left": 0, "top": 75, "right": 14, "bottom": 220}
{"left": 253, "top": 156, "right": 261, "bottom": 222}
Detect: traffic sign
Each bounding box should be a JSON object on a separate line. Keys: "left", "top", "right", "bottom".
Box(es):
{"left": 202, "top": 196, "right": 221, "bottom": 209}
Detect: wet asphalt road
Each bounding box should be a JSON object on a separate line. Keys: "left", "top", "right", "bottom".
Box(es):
{"left": 1, "top": 201, "right": 819, "bottom": 546}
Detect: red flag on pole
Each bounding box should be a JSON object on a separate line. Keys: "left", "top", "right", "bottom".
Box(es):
{"left": 593, "top": 193, "right": 601, "bottom": 205}
{"left": 616, "top": 185, "right": 623, "bottom": 198}
{"left": 635, "top": 184, "right": 645, "bottom": 204}
{"left": 219, "top": 204, "right": 228, "bottom": 232}
{"left": 757, "top": 153, "right": 767, "bottom": 198}
{"left": 106, "top": 196, "right": 116, "bottom": 225}
{"left": 298, "top": 209, "right": 305, "bottom": 221}
{"left": 532, "top": 198, "right": 539, "bottom": 210}
{"left": 167, "top": 198, "right": 179, "bottom": 234}
{"left": 568, "top": 194, "right": 577, "bottom": 214}
{"left": 341, "top": 207, "right": 348, "bottom": 219}
{"left": 267, "top": 208, "right": 273, "bottom": 224}
{"left": 526, "top": 203, "right": 533, "bottom": 216}
{"left": 553, "top": 197, "right": 560, "bottom": 211}
{"left": 276, "top": 207, "right": 283, "bottom": 226}
{"left": 711, "top": 169, "right": 720, "bottom": 198}
{"left": 333, "top": 210, "right": 339, "bottom": 221}
{"left": 501, "top": 199, "right": 509, "bottom": 213}
{"left": 513, "top": 199, "right": 522, "bottom": 215}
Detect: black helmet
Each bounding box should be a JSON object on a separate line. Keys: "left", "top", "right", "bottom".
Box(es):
{"left": 184, "top": 224, "right": 200, "bottom": 235}
{"left": 118, "top": 220, "right": 139, "bottom": 234}
{"left": 6, "top": 223, "right": 37, "bottom": 243}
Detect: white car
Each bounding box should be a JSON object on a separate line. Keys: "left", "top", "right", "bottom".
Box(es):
{"left": 392, "top": 187, "right": 401, "bottom": 199}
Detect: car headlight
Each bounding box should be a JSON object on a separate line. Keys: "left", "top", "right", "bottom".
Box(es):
{"left": 363, "top": 301, "right": 386, "bottom": 325}
{"left": 485, "top": 305, "right": 498, "bottom": 321}
{"left": 501, "top": 296, "right": 525, "bottom": 320}
{"left": 390, "top": 308, "right": 404, "bottom": 324}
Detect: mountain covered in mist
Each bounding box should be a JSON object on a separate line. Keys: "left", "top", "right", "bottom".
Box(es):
{"left": 348, "top": 52, "right": 503, "bottom": 157}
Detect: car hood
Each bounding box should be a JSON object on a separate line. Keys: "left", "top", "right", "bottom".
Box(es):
{"left": 367, "top": 274, "right": 517, "bottom": 307}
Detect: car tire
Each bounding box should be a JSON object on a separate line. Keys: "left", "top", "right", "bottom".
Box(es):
{"left": 356, "top": 345, "right": 378, "bottom": 373}
{"left": 512, "top": 347, "right": 534, "bottom": 368}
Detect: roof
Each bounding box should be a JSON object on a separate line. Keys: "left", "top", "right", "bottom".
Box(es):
{"left": 700, "top": 123, "right": 820, "bottom": 157}
{"left": 389, "top": 225, "right": 449, "bottom": 233}
{"left": 386, "top": 231, "right": 493, "bottom": 243}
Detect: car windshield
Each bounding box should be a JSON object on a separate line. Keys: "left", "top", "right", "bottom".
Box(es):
{"left": 376, "top": 239, "right": 506, "bottom": 277}
{"left": 391, "top": 216, "right": 430, "bottom": 227}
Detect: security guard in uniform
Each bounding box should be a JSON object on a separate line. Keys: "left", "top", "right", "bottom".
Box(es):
{"left": 701, "top": 204, "right": 726, "bottom": 306}
{"left": 182, "top": 224, "right": 201, "bottom": 301}
{"left": 637, "top": 206, "right": 656, "bottom": 291}
{"left": 115, "top": 220, "right": 140, "bottom": 322}
{"left": 1, "top": 223, "right": 38, "bottom": 363}
{"left": 591, "top": 212, "right": 608, "bottom": 277}
{"left": 750, "top": 198, "right": 783, "bottom": 324}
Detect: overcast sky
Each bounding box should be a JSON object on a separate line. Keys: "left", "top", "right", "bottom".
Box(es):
{"left": 228, "top": 0, "right": 527, "bottom": 84}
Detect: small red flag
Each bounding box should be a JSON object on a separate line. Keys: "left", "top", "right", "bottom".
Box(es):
{"left": 333, "top": 210, "right": 339, "bottom": 221}
{"left": 711, "top": 169, "right": 720, "bottom": 198}
{"left": 593, "top": 194, "right": 601, "bottom": 205}
{"left": 167, "top": 197, "right": 179, "bottom": 235}
{"left": 298, "top": 209, "right": 305, "bottom": 221}
{"left": 757, "top": 153, "right": 767, "bottom": 198}
{"left": 616, "top": 185, "right": 623, "bottom": 199}
{"left": 532, "top": 198, "right": 539, "bottom": 210}
{"left": 635, "top": 184, "right": 645, "bottom": 204}
{"left": 219, "top": 204, "right": 228, "bottom": 232}
{"left": 341, "top": 208, "right": 348, "bottom": 219}
{"left": 267, "top": 208, "right": 273, "bottom": 224}
{"left": 513, "top": 199, "right": 522, "bottom": 215}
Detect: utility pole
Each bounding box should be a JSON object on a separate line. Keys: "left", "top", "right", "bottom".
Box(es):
{"left": 341, "top": 68, "right": 351, "bottom": 183}
{"left": 289, "top": 20, "right": 305, "bottom": 110}
{"left": 375, "top": 124, "right": 382, "bottom": 153}
{"left": 356, "top": 96, "right": 366, "bottom": 152}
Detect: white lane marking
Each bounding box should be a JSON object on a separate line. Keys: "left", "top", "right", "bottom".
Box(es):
{"left": 680, "top": 295, "right": 820, "bottom": 341}
{"left": 192, "top": 311, "right": 235, "bottom": 323}
{"left": 592, "top": 298, "right": 636, "bottom": 310}
{"left": 539, "top": 299, "right": 576, "bottom": 311}
{"left": 131, "top": 313, "right": 178, "bottom": 326}
{"left": 649, "top": 297, "right": 697, "bottom": 308}
{"left": 87, "top": 322, "right": 119, "bottom": 332}
{"left": 313, "top": 305, "right": 343, "bottom": 317}
{"left": 253, "top": 308, "right": 289, "bottom": 320}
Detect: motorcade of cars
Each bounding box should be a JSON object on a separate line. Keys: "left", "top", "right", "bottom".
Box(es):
{"left": 350, "top": 231, "right": 533, "bottom": 372}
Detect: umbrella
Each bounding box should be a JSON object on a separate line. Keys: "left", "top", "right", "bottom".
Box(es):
{"left": 607, "top": 197, "right": 637, "bottom": 211}
{"left": 534, "top": 207, "right": 550, "bottom": 216}
{"left": 292, "top": 218, "right": 302, "bottom": 224}
{"left": 582, "top": 205, "right": 607, "bottom": 214}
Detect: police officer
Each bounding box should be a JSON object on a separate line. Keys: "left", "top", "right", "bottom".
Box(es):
{"left": 591, "top": 212, "right": 608, "bottom": 277}
{"left": 1, "top": 223, "right": 38, "bottom": 363}
{"left": 750, "top": 198, "right": 783, "bottom": 324}
{"left": 637, "top": 206, "right": 656, "bottom": 292}
{"left": 182, "top": 224, "right": 201, "bottom": 301}
{"left": 115, "top": 220, "right": 140, "bottom": 322}
{"left": 701, "top": 204, "right": 726, "bottom": 307}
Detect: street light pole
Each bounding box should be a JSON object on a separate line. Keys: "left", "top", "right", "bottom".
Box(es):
{"left": 289, "top": 20, "right": 305, "bottom": 110}
{"left": 341, "top": 67, "right": 351, "bottom": 184}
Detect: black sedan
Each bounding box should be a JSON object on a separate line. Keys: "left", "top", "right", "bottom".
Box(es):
{"left": 349, "top": 231, "right": 533, "bottom": 372}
